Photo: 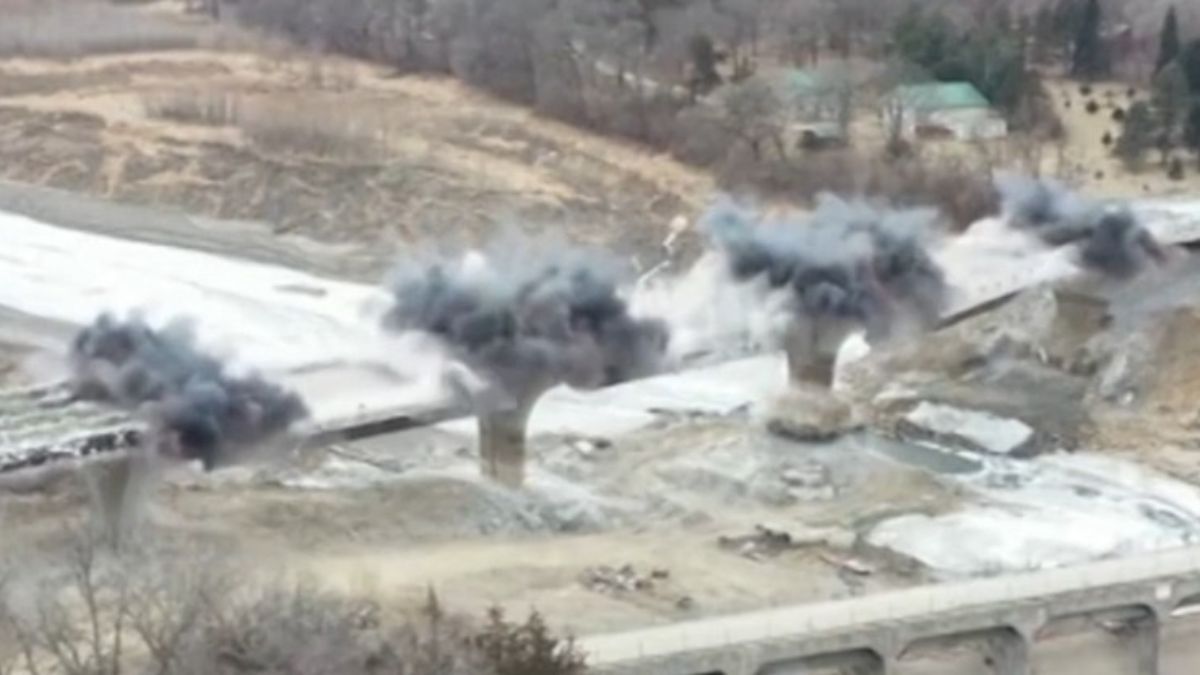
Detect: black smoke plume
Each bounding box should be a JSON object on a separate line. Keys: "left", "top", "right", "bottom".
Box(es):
{"left": 996, "top": 175, "right": 1165, "bottom": 279}
{"left": 704, "top": 194, "right": 948, "bottom": 342}
{"left": 70, "top": 314, "right": 309, "bottom": 470}
{"left": 382, "top": 244, "right": 669, "bottom": 406}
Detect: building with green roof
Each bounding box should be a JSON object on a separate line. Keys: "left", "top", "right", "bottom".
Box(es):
{"left": 890, "top": 81, "right": 1007, "bottom": 141}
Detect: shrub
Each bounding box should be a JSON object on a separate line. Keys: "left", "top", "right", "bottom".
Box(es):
{"left": 717, "top": 150, "right": 999, "bottom": 230}
{"left": 1102, "top": 131, "right": 1113, "bottom": 145}
{"left": 144, "top": 91, "right": 240, "bottom": 126}
{"left": 1127, "top": 87, "right": 1137, "bottom": 98}
{"left": 1111, "top": 107, "right": 1125, "bottom": 122}
{"left": 1080, "top": 85, "right": 1093, "bottom": 96}
{"left": 475, "top": 608, "right": 587, "bottom": 675}
{"left": 142, "top": 90, "right": 389, "bottom": 163}
{"left": 1, "top": 533, "right": 587, "bottom": 675}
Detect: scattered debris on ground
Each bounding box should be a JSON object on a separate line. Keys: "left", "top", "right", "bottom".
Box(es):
{"left": 717, "top": 523, "right": 856, "bottom": 562}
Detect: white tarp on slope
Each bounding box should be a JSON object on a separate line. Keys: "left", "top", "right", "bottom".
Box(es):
{"left": 0, "top": 210, "right": 391, "bottom": 374}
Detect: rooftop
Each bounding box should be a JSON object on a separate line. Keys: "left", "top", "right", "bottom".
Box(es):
{"left": 896, "top": 82, "right": 991, "bottom": 111}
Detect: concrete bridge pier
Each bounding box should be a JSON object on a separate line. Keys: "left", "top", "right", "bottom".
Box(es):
{"left": 1126, "top": 612, "right": 1161, "bottom": 675}
{"left": 83, "top": 453, "right": 156, "bottom": 547}
{"left": 478, "top": 394, "right": 540, "bottom": 489}
{"left": 781, "top": 321, "right": 855, "bottom": 390}
{"left": 985, "top": 630, "right": 1031, "bottom": 675}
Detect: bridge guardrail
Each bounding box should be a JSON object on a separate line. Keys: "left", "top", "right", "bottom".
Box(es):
{"left": 580, "top": 546, "right": 1200, "bottom": 664}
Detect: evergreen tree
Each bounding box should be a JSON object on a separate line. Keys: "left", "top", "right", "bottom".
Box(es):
{"left": 1186, "top": 104, "right": 1200, "bottom": 167}
{"left": 891, "top": 5, "right": 956, "bottom": 70}
{"left": 687, "top": 34, "right": 722, "bottom": 98}
{"left": 889, "top": 6, "right": 1032, "bottom": 115}
{"left": 1157, "top": 6, "right": 1181, "bottom": 72}
{"left": 1183, "top": 39, "right": 1200, "bottom": 93}
{"left": 1115, "top": 101, "right": 1155, "bottom": 171}
{"left": 1051, "top": 0, "right": 1085, "bottom": 57}
{"left": 1072, "top": 0, "right": 1109, "bottom": 79}
{"left": 1153, "top": 63, "right": 1190, "bottom": 142}
{"left": 1032, "top": 3, "right": 1058, "bottom": 63}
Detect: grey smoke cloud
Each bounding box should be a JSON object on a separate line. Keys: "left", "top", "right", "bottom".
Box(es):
{"left": 995, "top": 174, "right": 1165, "bottom": 279}
{"left": 70, "top": 314, "right": 309, "bottom": 470}
{"left": 381, "top": 240, "right": 669, "bottom": 407}
{"left": 703, "top": 194, "right": 948, "bottom": 343}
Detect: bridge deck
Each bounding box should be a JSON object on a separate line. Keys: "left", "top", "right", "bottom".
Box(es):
{"left": 579, "top": 546, "right": 1200, "bottom": 672}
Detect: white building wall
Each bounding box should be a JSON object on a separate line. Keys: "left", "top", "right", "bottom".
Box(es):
{"left": 928, "top": 108, "right": 1008, "bottom": 140}
{"left": 900, "top": 107, "right": 1008, "bottom": 141}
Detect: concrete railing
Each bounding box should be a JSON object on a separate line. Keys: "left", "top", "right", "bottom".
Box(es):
{"left": 580, "top": 546, "right": 1200, "bottom": 665}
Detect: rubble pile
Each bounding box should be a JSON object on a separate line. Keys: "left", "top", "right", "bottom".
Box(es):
{"left": 1085, "top": 307, "right": 1200, "bottom": 451}
{"left": 765, "top": 386, "right": 854, "bottom": 443}
{"left": 579, "top": 564, "right": 669, "bottom": 594}
{"left": 578, "top": 563, "right": 695, "bottom": 611}
{"left": 845, "top": 286, "right": 1111, "bottom": 455}
{"left": 717, "top": 523, "right": 857, "bottom": 562}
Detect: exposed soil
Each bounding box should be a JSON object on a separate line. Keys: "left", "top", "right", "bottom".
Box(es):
{"left": 0, "top": 46, "right": 710, "bottom": 278}
{"left": 2, "top": 412, "right": 954, "bottom": 636}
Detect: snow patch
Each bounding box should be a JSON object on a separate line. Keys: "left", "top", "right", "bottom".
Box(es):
{"left": 902, "top": 402, "right": 1035, "bottom": 456}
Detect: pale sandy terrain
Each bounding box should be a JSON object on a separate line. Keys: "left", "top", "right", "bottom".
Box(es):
{"left": 1039, "top": 78, "right": 1200, "bottom": 199}
{"left": 0, "top": 7, "right": 711, "bottom": 276}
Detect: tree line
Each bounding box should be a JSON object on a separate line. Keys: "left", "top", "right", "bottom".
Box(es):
{"left": 1117, "top": 4, "right": 1200, "bottom": 174}
{"left": 223, "top": 0, "right": 1197, "bottom": 221}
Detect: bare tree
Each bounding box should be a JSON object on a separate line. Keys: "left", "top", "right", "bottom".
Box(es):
{"left": 0, "top": 531, "right": 586, "bottom": 675}
{"left": 771, "top": 0, "right": 825, "bottom": 66}
{"left": 820, "top": 0, "right": 889, "bottom": 59}
{"left": 6, "top": 529, "right": 131, "bottom": 675}
{"left": 720, "top": 76, "right": 787, "bottom": 160}
{"left": 714, "top": 0, "right": 763, "bottom": 80}
{"left": 447, "top": 0, "right": 553, "bottom": 103}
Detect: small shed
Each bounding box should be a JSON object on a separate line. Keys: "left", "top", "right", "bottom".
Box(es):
{"left": 893, "top": 82, "right": 1007, "bottom": 141}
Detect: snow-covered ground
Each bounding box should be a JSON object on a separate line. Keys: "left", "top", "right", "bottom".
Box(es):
{"left": 869, "top": 452, "right": 1200, "bottom": 578}
{"left": 0, "top": 209, "right": 393, "bottom": 375}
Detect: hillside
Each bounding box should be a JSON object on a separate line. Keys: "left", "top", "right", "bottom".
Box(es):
{"left": 0, "top": 2, "right": 711, "bottom": 277}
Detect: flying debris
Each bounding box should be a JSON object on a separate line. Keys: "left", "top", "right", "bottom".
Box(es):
{"left": 70, "top": 314, "right": 309, "bottom": 470}
{"left": 996, "top": 175, "right": 1166, "bottom": 279}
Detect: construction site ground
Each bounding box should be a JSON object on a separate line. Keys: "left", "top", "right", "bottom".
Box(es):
{"left": 0, "top": 120, "right": 941, "bottom": 640}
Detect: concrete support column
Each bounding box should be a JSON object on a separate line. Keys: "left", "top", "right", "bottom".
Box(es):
{"left": 854, "top": 660, "right": 889, "bottom": 675}
{"left": 1127, "top": 614, "right": 1161, "bottom": 675}
{"left": 986, "top": 631, "right": 1031, "bottom": 675}
{"left": 84, "top": 454, "right": 155, "bottom": 547}
{"left": 782, "top": 321, "right": 853, "bottom": 390}
{"left": 786, "top": 346, "right": 837, "bottom": 389}
{"left": 478, "top": 396, "right": 538, "bottom": 489}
